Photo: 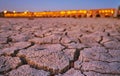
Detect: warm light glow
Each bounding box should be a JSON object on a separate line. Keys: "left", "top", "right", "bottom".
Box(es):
{"left": 24, "top": 12, "right": 27, "bottom": 14}
{"left": 105, "top": 10, "right": 107, "bottom": 12}
{"left": 24, "top": 10, "right": 28, "bottom": 14}
{"left": 79, "top": 10, "right": 82, "bottom": 13}
{"left": 13, "top": 10, "right": 16, "bottom": 13}
{"left": 34, "top": 12, "right": 36, "bottom": 14}
{"left": 89, "top": 11, "right": 92, "bottom": 13}
{"left": 108, "top": 10, "right": 110, "bottom": 12}
{"left": 60, "top": 11, "right": 65, "bottom": 14}
{"left": 4, "top": 10, "right": 7, "bottom": 13}
{"left": 42, "top": 12, "right": 46, "bottom": 14}
{"left": 79, "top": 10, "right": 87, "bottom": 13}
{"left": 67, "top": 11, "right": 71, "bottom": 14}
{"left": 111, "top": 10, "right": 114, "bottom": 14}
{"left": 102, "top": 10, "right": 104, "bottom": 13}
{"left": 99, "top": 10, "right": 101, "bottom": 12}
{"left": 3, "top": 9, "right": 115, "bottom": 18}
{"left": 71, "top": 11, "right": 77, "bottom": 13}
{"left": 83, "top": 10, "right": 87, "bottom": 13}
{"left": 105, "top": 14, "right": 108, "bottom": 15}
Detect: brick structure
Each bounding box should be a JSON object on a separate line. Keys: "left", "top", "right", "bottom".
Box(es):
{"left": 2, "top": 8, "right": 116, "bottom": 18}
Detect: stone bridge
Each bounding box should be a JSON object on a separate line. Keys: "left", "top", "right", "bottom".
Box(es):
{"left": 3, "top": 8, "right": 116, "bottom": 18}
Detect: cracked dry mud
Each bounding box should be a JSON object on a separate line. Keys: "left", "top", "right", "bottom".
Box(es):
{"left": 0, "top": 18, "right": 120, "bottom": 76}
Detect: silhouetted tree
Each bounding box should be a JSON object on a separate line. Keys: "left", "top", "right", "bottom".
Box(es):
{"left": 117, "top": 6, "right": 120, "bottom": 18}
{"left": 0, "top": 12, "right": 4, "bottom": 17}
{"left": 118, "top": 5, "right": 120, "bottom": 10}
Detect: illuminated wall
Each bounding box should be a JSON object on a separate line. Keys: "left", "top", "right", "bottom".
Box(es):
{"left": 3, "top": 8, "right": 116, "bottom": 18}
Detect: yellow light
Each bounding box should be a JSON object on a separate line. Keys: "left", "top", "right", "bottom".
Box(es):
{"left": 81, "top": 10, "right": 87, "bottom": 13}
{"left": 79, "top": 10, "right": 87, "bottom": 13}
{"left": 111, "top": 10, "right": 114, "bottom": 14}
{"left": 102, "top": 10, "right": 104, "bottom": 13}
{"left": 24, "top": 12, "right": 27, "bottom": 14}
{"left": 79, "top": 10, "right": 82, "bottom": 13}
{"left": 13, "top": 10, "right": 16, "bottom": 13}
{"left": 89, "top": 10, "right": 92, "bottom": 13}
{"left": 105, "top": 13, "right": 108, "bottom": 15}
{"left": 108, "top": 10, "right": 110, "bottom": 12}
{"left": 67, "top": 11, "right": 71, "bottom": 14}
{"left": 83, "top": 10, "right": 87, "bottom": 13}
{"left": 99, "top": 10, "right": 101, "bottom": 13}
{"left": 71, "top": 11, "right": 77, "bottom": 13}
{"left": 60, "top": 11, "right": 65, "bottom": 14}
{"left": 24, "top": 10, "right": 28, "bottom": 14}
{"left": 43, "top": 12, "right": 46, "bottom": 14}
{"left": 105, "top": 10, "right": 107, "bottom": 12}
{"left": 4, "top": 10, "right": 7, "bottom": 13}
{"left": 50, "top": 12, "right": 53, "bottom": 14}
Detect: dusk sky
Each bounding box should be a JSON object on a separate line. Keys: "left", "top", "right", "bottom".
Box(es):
{"left": 0, "top": 0, "right": 120, "bottom": 12}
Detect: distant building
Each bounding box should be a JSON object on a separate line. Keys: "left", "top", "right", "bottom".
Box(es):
{"left": 0, "top": 12, "right": 4, "bottom": 17}
{"left": 117, "top": 6, "right": 120, "bottom": 17}
{"left": 2, "top": 8, "right": 118, "bottom": 18}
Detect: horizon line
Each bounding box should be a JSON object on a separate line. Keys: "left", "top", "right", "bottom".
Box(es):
{"left": 0, "top": 7, "right": 117, "bottom": 12}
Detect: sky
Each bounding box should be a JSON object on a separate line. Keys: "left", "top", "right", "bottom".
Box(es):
{"left": 0, "top": 0, "right": 120, "bottom": 12}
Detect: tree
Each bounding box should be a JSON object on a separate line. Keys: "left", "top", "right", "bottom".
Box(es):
{"left": 118, "top": 5, "right": 120, "bottom": 10}
{"left": 118, "top": 6, "right": 120, "bottom": 17}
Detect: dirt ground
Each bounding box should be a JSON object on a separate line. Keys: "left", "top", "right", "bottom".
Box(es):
{"left": 0, "top": 18, "right": 120, "bottom": 76}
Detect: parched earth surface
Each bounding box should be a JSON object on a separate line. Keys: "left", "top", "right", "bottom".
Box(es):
{"left": 0, "top": 18, "right": 120, "bottom": 76}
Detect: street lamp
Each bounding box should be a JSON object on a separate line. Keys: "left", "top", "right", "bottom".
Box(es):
{"left": 4, "top": 10, "right": 7, "bottom": 14}
{"left": 13, "top": 10, "right": 16, "bottom": 13}
{"left": 24, "top": 10, "right": 28, "bottom": 14}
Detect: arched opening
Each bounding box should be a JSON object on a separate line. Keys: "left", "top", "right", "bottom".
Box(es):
{"left": 46, "top": 16, "right": 49, "bottom": 18}
{"left": 66, "top": 15, "right": 70, "bottom": 18}
{"left": 118, "top": 15, "right": 120, "bottom": 18}
{"left": 78, "top": 15, "right": 81, "bottom": 18}
{"left": 89, "top": 15, "right": 93, "bottom": 18}
{"left": 57, "top": 16, "right": 60, "bottom": 18}
{"left": 62, "top": 16, "right": 65, "bottom": 18}
{"left": 96, "top": 14, "right": 101, "bottom": 17}
{"left": 83, "top": 15, "right": 87, "bottom": 18}
{"left": 72, "top": 15, "right": 76, "bottom": 18}
{"left": 49, "top": 16, "right": 52, "bottom": 18}
{"left": 105, "top": 15, "right": 110, "bottom": 18}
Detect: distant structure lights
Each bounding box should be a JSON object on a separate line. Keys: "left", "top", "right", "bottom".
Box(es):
{"left": 111, "top": 10, "right": 114, "bottom": 14}
{"left": 24, "top": 11, "right": 27, "bottom": 14}
{"left": 24, "top": 10, "right": 28, "bottom": 14}
{"left": 67, "top": 11, "right": 71, "bottom": 14}
{"left": 4, "top": 10, "right": 7, "bottom": 14}
{"left": 83, "top": 10, "right": 87, "bottom": 13}
{"left": 1, "top": 8, "right": 117, "bottom": 18}
{"left": 13, "top": 10, "right": 16, "bottom": 13}
{"left": 72, "top": 11, "right": 77, "bottom": 13}
{"left": 60, "top": 11, "right": 65, "bottom": 14}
